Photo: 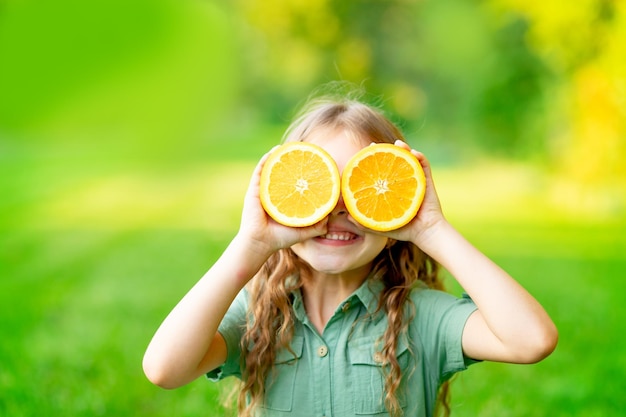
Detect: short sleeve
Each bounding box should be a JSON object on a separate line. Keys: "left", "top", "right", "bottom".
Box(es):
{"left": 206, "top": 289, "right": 248, "bottom": 381}
{"left": 410, "top": 289, "right": 478, "bottom": 382}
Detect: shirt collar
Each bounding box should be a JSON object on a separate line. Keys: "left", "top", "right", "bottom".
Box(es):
{"left": 350, "top": 268, "right": 386, "bottom": 316}
{"left": 291, "top": 267, "right": 388, "bottom": 322}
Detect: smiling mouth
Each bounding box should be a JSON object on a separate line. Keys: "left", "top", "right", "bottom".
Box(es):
{"left": 320, "top": 232, "right": 358, "bottom": 241}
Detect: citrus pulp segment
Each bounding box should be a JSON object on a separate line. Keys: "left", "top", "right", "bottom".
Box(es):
{"left": 341, "top": 143, "right": 426, "bottom": 231}
{"left": 259, "top": 142, "right": 341, "bottom": 227}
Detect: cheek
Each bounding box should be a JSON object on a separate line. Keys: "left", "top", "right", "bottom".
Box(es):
{"left": 290, "top": 243, "right": 305, "bottom": 259}
{"left": 363, "top": 236, "right": 389, "bottom": 258}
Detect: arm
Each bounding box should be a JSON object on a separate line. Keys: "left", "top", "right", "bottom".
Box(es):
{"left": 142, "top": 150, "right": 327, "bottom": 389}
{"left": 418, "top": 221, "right": 558, "bottom": 363}
{"left": 142, "top": 235, "right": 268, "bottom": 389}
{"left": 387, "top": 141, "right": 558, "bottom": 364}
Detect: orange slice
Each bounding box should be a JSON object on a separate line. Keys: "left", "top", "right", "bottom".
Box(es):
{"left": 341, "top": 144, "right": 426, "bottom": 231}
{"left": 260, "top": 142, "right": 341, "bottom": 227}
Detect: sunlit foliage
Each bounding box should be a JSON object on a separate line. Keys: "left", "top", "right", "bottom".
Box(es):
{"left": 230, "top": 0, "right": 624, "bottom": 212}
{"left": 488, "top": 0, "right": 625, "bottom": 214}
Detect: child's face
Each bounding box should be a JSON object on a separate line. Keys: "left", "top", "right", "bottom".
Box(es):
{"left": 290, "top": 128, "right": 389, "bottom": 279}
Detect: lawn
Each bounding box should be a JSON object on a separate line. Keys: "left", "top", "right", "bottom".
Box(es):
{"left": 1, "top": 139, "right": 624, "bottom": 416}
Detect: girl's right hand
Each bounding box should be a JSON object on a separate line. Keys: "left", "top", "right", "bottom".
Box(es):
{"left": 236, "top": 148, "right": 328, "bottom": 259}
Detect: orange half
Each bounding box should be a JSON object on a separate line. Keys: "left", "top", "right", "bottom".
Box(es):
{"left": 260, "top": 142, "right": 341, "bottom": 227}
{"left": 341, "top": 143, "right": 426, "bottom": 231}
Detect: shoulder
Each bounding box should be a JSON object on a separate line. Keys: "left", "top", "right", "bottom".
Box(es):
{"left": 407, "top": 286, "right": 477, "bottom": 333}
{"left": 408, "top": 285, "right": 468, "bottom": 308}
{"left": 404, "top": 287, "right": 480, "bottom": 381}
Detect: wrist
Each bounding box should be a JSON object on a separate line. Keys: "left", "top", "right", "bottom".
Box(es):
{"left": 226, "top": 233, "right": 275, "bottom": 282}
{"left": 411, "top": 217, "right": 451, "bottom": 252}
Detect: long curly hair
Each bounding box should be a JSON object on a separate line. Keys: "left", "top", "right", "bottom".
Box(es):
{"left": 237, "top": 93, "right": 452, "bottom": 417}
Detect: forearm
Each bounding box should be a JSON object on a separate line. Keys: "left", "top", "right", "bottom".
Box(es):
{"left": 142, "top": 234, "right": 272, "bottom": 387}
{"left": 416, "top": 220, "right": 557, "bottom": 362}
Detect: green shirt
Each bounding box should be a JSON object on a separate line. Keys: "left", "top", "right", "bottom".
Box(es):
{"left": 208, "top": 275, "right": 478, "bottom": 417}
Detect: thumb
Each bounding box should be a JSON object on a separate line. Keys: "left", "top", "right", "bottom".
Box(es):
{"left": 299, "top": 217, "right": 329, "bottom": 240}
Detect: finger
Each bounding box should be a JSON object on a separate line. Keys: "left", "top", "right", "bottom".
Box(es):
{"left": 411, "top": 150, "right": 429, "bottom": 165}
{"left": 308, "top": 217, "right": 329, "bottom": 237}
{"left": 280, "top": 217, "right": 329, "bottom": 247}
{"left": 256, "top": 146, "right": 279, "bottom": 175}
{"left": 393, "top": 139, "right": 411, "bottom": 150}
{"left": 247, "top": 146, "right": 280, "bottom": 195}
{"left": 412, "top": 151, "right": 435, "bottom": 179}
{"left": 346, "top": 214, "right": 387, "bottom": 237}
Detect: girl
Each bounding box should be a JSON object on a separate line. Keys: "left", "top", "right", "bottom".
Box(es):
{"left": 143, "top": 94, "right": 558, "bottom": 417}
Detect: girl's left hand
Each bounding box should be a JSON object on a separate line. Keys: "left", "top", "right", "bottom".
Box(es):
{"left": 349, "top": 140, "right": 448, "bottom": 248}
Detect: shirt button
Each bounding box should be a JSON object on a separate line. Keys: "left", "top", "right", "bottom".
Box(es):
{"left": 373, "top": 352, "right": 384, "bottom": 363}
{"left": 317, "top": 345, "right": 328, "bottom": 357}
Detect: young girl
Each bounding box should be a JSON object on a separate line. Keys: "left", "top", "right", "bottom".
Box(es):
{"left": 143, "top": 94, "right": 558, "bottom": 417}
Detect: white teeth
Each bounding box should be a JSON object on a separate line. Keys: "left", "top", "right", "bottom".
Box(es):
{"left": 323, "top": 232, "right": 355, "bottom": 241}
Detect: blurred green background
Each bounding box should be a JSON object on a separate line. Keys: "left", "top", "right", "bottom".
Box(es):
{"left": 1, "top": 0, "right": 625, "bottom": 415}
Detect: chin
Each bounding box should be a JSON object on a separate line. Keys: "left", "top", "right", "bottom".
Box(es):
{"left": 307, "top": 263, "right": 348, "bottom": 275}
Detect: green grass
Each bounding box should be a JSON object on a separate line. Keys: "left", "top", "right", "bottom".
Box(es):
{"left": 447, "top": 234, "right": 626, "bottom": 416}
{"left": 1, "top": 140, "right": 625, "bottom": 416}
{"left": 0, "top": 229, "right": 234, "bottom": 416}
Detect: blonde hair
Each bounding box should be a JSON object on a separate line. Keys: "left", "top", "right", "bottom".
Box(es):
{"left": 238, "top": 94, "right": 451, "bottom": 417}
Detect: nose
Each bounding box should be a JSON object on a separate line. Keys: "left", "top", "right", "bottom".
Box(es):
{"left": 331, "top": 194, "right": 348, "bottom": 216}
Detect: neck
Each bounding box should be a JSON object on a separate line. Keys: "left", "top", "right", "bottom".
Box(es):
{"left": 301, "top": 270, "right": 368, "bottom": 334}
